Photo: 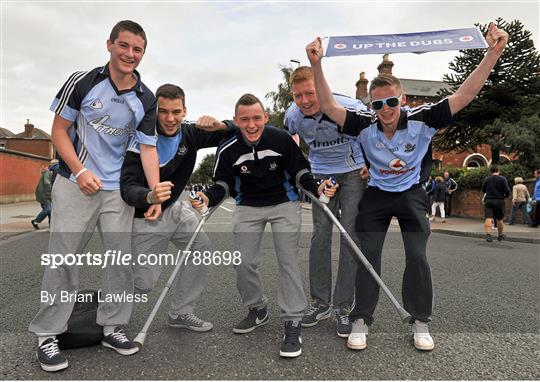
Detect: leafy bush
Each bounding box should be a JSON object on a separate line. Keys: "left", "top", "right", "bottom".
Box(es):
{"left": 432, "top": 163, "right": 531, "bottom": 190}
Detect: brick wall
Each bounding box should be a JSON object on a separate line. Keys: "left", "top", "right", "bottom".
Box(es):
{"left": 5, "top": 139, "right": 52, "bottom": 158}
{"left": 0, "top": 151, "right": 50, "bottom": 203}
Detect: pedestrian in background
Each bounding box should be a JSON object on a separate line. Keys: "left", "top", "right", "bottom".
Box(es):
{"left": 530, "top": 169, "right": 540, "bottom": 228}
{"left": 481, "top": 165, "right": 511, "bottom": 242}
{"left": 508, "top": 176, "right": 531, "bottom": 226}
{"left": 443, "top": 171, "right": 458, "bottom": 217}
{"left": 430, "top": 176, "right": 446, "bottom": 222}
{"left": 31, "top": 160, "right": 58, "bottom": 229}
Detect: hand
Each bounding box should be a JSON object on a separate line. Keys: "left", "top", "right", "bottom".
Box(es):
{"left": 190, "top": 191, "right": 209, "bottom": 212}
{"left": 149, "top": 181, "right": 174, "bottom": 204}
{"left": 76, "top": 170, "right": 102, "bottom": 195}
{"left": 196, "top": 116, "right": 227, "bottom": 131}
{"left": 317, "top": 178, "right": 339, "bottom": 198}
{"left": 144, "top": 204, "right": 162, "bottom": 221}
{"left": 306, "top": 37, "right": 324, "bottom": 65}
{"left": 359, "top": 166, "right": 369, "bottom": 180}
{"left": 485, "top": 22, "right": 508, "bottom": 55}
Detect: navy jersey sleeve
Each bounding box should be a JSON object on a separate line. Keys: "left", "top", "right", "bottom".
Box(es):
{"left": 205, "top": 140, "right": 236, "bottom": 207}
{"left": 341, "top": 109, "right": 376, "bottom": 136}
{"left": 407, "top": 98, "right": 453, "bottom": 130}
{"left": 50, "top": 71, "right": 92, "bottom": 121}
{"left": 190, "top": 120, "right": 237, "bottom": 149}
{"left": 282, "top": 133, "right": 319, "bottom": 195}
{"left": 120, "top": 150, "right": 151, "bottom": 209}
{"left": 135, "top": 93, "right": 157, "bottom": 146}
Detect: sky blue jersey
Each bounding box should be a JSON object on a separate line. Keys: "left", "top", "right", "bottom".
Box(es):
{"left": 341, "top": 98, "right": 452, "bottom": 192}
{"left": 50, "top": 64, "right": 157, "bottom": 190}
{"left": 284, "top": 94, "right": 366, "bottom": 175}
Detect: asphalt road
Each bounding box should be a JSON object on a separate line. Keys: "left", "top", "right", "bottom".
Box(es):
{"left": 1, "top": 199, "right": 539, "bottom": 380}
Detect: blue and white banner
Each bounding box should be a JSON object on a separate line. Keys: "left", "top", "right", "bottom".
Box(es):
{"left": 325, "top": 28, "right": 487, "bottom": 57}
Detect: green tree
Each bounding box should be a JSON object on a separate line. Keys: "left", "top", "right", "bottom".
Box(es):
{"left": 189, "top": 153, "right": 215, "bottom": 186}
{"left": 435, "top": 18, "right": 540, "bottom": 166}
{"left": 265, "top": 65, "right": 293, "bottom": 128}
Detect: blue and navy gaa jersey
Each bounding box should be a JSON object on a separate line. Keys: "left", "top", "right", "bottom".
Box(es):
{"left": 284, "top": 94, "right": 366, "bottom": 175}
{"left": 50, "top": 64, "right": 157, "bottom": 190}
{"left": 341, "top": 98, "right": 452, "bottom": 192}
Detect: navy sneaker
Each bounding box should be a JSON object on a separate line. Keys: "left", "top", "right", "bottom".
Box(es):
{"left": 280, "top": 320, "right": 302, "bottom": 358}
{"left": 302, "top": 304, "right": 332, "bottom": 327}
{"left": 101, "top": 327, "right": 139, "bottom": 355}
{"left": 335, "top": 309, "right": 352, "bottom": 338}
{"left": 232, "top": 306, "right": 268, "bottom": 334}
{"left": 36, "top": 338, "right": 68, "bottom": 372}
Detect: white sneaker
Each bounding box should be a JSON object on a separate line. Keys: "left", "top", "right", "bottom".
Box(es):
{"left": 347, "top": 319, "right": 368, "bottom": 350}
{"left": 411, "top": 320, "right": 434, "bottom": 351}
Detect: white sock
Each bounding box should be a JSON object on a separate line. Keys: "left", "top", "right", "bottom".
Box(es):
{"left": 38, "top": 336, "right": 55, "bottom": 346}
{"left": 103, "top": 325, "right": 116, "bottom": 335}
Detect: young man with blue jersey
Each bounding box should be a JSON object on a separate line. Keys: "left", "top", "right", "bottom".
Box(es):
{"left": 121, "top": 83, "right": 234, "bottom": 332}
{"left": 29, "top": 20, "right": 161, "bottom": 372}
{"left": 306, "top": 22, "right": 508, "bottom": 351}
{"left": 284, "top": 66, "right": 367, "bottom": 337}
{"left": 191, "top": 93, "right": 338, "bottom": 358}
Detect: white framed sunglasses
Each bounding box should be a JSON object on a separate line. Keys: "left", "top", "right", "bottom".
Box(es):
{"left": 370, "top": 94, "right": 402, "bottom": 111}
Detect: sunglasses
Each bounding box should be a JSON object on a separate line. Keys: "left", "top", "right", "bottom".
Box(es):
{"left": 370, "top": 94, "right": 402, "bottom": 111}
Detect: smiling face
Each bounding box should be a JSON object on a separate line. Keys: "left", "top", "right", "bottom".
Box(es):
{"left": 157, "top": 96, "right": 186, "bottom": 136}
{"left": 291, "top": 79, "right": 320, "bottom": 117}
{"left": 234, "top": 102, "right": 269, "bottom": 143}
{"left": 370, "top": 85, "right": 406, "bottom": 130}
{"left": 107, "top": 30, "right": 145, "bottom": 77}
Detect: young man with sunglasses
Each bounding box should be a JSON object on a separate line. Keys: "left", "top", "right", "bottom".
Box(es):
{"left": 305, "top": 22, "right": 508, "bottom": 351}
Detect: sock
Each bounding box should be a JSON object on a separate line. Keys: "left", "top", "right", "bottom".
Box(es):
{"left": 103, "top": 325, "right": 116, "bottom": 335}
{"left": 38, "top": 335, "right": 55, "bottom": 346}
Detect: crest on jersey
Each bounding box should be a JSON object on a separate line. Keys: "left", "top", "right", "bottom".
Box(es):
{"left": 269, "top": 162, "right": 277, "bottom": 170}
{"left": 178, "top": 145, "right": 187, "bottom": 155}
{"left": 404, "top": 143, "right": 416, "bottom": 153}
{"left": 90, "top": 99, "right": 103, "bottom": 109}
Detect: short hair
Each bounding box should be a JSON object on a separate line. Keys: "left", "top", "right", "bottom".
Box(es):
{"left": 110, "top": 20, "right": 147, "bottom": 49}
{"left": 514, "top": 177, "right": 523, "bottom": 184}
{"left": 369, "top": 74, "right": 402, "bottom": 95}
{"left": 435, "top": 176, "right": 443, "bottom": 183}
{"left": 490, "top": 164, "right": 499, "bottom": 174}
{"left": 235, "top": 93, "right": 264, "bottom": 114}
{"left": 156, "top": 84, "right": 185, "bottom": 107}
{"left": 289, "top": 66, "right": 313, "bottom": 87}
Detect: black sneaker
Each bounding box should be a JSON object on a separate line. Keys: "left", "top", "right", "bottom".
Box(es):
{"left": 280, "top": 320, "right": 302, "bottom": 358}
{"left": 232, "top": 306, "right": 268, "bottom": 334}
{"left": 335, "top": 309, "right": 352, "bottom": 338}
{"left": 301, "top": 303, "right": 332, "bottom": 327}
{"left": 101, "top": 327, "right": 139, "bottom": 355}
{"left": 498, "top": 234, "right": 507, "bottom": 241}
{"left": 36, "top": 338, "right": 68, "bottom": 372}
{"left": 167, "top": 313, "right": 213, "bottom": 332}
{"left": 31, "top": 220, "right": 39, "bottom": 230}
{"left": 486, "top": 234, "right": 493, "bottom": 242}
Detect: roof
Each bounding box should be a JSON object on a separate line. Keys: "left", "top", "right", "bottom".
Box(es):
{"left": 0, "top": 127, "right": 15, "bottom": 138}
{"left": 398, "top": 78, "right": 452, "bottom": 98}
{"left": 13, "top": 128, "right": 51, "bottom": 139}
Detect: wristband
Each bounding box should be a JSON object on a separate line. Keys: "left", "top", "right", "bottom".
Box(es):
{"left": 75, "top": 168, "right": 87, "bottom": 179}
{"left": 146, "top": 190, "right": 154, "bottom": 205}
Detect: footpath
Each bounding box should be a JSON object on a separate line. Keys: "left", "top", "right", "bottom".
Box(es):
{"left": 1, "top": 201, "right": 539, "bottom": 244}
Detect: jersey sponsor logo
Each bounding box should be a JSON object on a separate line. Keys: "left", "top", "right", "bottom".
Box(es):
{"left": 240, "top": 165, "right": 250, "bottom": 174}
{"left": 389, "top": 158, "right": 407, "bottom": 170}
{"left": 404, "top": 143, "right": 416, "bottom": 152}
{"left": 89, "top": 116, "right": 128, "bottom": 136}
{"left": 311, "top": 136, "right": 350, "bottom": 148}
{"left": 379, "top": 159, "right": 415, "bottom": 175}
{"left": 89, "top": 99, "right": 103, "bottom": 109}
{"left": 178, "top": 145, "right": 188, "bottom": 156}
{"left": 269, "top": 161, "right": 277, "bottom": 170}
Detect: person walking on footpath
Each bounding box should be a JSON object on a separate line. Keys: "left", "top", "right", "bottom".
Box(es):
{"left": 482, "top": 165, "right": 511, "bottom": 242}
{"left": 284, "top": 66, "right": 368, "bottom": 337}
{"left": 305, "top": 22, "right": 508, "bottom": 351}
{"left": 530, "top": 169, "right": 540, "bottom": 227}
{"left": 31, "top": 160, "right": 58, "bottom": 229}
{"left": 443, "top": 171, "right": 458, "bottom": 217}
{"left": 508, "top": 177, "right": 532, "bottom": 226}
{"left": 29, "top": 20, "right": 161, "bottom": 372}
{"left": 191, "top": 93, "right": 338, "bottom": 358}
{"left": 429, "top": 176, "right": 447, "bottom": 223}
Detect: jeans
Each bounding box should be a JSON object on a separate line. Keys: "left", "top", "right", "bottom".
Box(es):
{"left": 34, "top": 202, "right": 51, "bottom": 223}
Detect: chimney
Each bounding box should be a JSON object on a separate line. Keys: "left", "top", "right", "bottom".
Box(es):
{"left": 24, "top": 119, "right": 34, "bottom": 138}
{"left": 377, "top": 54, "right": 394, "bottom": 75}
{"left": 355, "top": 72, "right": 369, "bottom": 100}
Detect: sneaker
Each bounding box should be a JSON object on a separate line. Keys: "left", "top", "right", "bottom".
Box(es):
{"left": 232, "top": 306, "right": 268, "bottom": 334}
{"left": 429, "top": 217, "right": 435, "bottom": 222}
{"left": 301, "top": 304, "right": 332, "bottom": 327}
{"left": 36, "top": 338, "right": 68, "bottom": 372}
{"left": 280, "top": 320, "right": 302, "bottom": 358}
{"left": 441, "top": 219, "right": 446, "bottom": 223}
{"left": 31, "top": 220, "right": 39, "bottom": 230}
{"left": 167, "top": 313, "right": 213, "bottom": 332}
{"left": 486, "top": 234, "right": 493, "bottom": 242}
{"left": 101, "top": 327, "right": 139, "bottom": 355}
{"left": 497, "top": 234, "right": 507, "bottom": 242}
{"left": 411, "top": 320, "right": 434, "bottom": 351}
{"left": 335, "top": 309, "right": 352, "bottom": 338}
{"left": 347, "top": 318, "right": 368, "bottom": 350}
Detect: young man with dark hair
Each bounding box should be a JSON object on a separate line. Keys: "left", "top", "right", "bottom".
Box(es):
{"left": 305, "top": 22, "right": 508, "bottom": 351}
{"left": 481, "top": 165, "right": 511, "bottom": 242}
{"left": 121, "top": 83, "right": 233, "bottom": 331}
{"left": 443, "top": 171, "right": 458, "bottom": 217}
{"left": 284, "top": 66, "right": 367, "bottom": 337}
{"left": 191, "top": 93, "right": 338, "bottom": 358}
{"left": 29, "top": 20, "right": 160, "bottom": 372}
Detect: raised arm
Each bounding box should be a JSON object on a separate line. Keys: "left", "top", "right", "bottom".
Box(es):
{"left": 448, "top": 23, "right": 509, "bottom": 115}
{"left": 306, "top": 37, "right": 347, "bottom": 126}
